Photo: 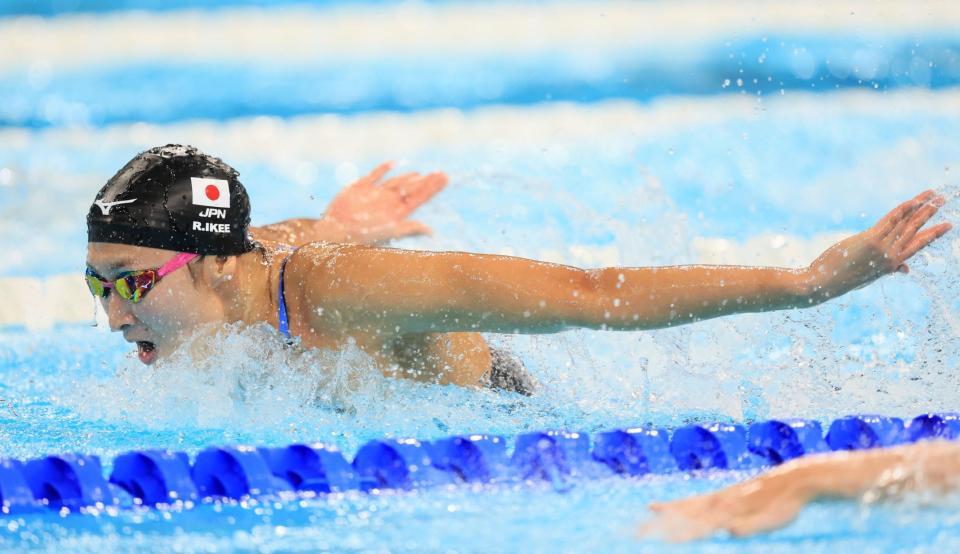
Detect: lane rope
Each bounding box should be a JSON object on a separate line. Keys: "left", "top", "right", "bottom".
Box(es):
{"left": 1, "top": 413, "right": 954, "bottom": 514}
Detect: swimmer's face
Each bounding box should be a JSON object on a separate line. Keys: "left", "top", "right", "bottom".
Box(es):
{"left": 86, "top": 243, "right": 231, "bottom": 365}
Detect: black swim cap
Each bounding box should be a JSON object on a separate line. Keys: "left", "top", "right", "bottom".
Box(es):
{"left": 87, "top": 144, "right": 255, "bottom": 256}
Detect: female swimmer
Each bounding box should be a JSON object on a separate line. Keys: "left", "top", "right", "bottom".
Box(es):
{"left": 85, "top": 145, "right": 952, "bottom": 395}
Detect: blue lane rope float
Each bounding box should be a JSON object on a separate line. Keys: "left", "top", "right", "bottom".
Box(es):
{"left": 512, "top": 431, "right": 614, "bottom": 483}
{"left": 825, "top": 415, "right": 906, "bottom": 450}
{"left": 592, "top": 428, "right": 676, "bottom": 476}
{"left": 0, "top": 460, "right": 36, "bottom": 513}
{"left": 21, "top": 454, "right": 115, "bottom": 510}
{"left": 670, "top": 423, "right": 766, "bottom": 471}
{"left": 257, "top": 443, "right": 362, "bottom": 493}
{"left": 905, "top": 413, "right": 960, "bottom": 442}
{"left": 109, "top": 450, "right": 196, "bottom": 505}
{"left": 353, "top": 438, "right": 457, "bottom": 490}
{"left": 426, "top": 435, "right": 511, "bottom": 484}
{"left": 1, "top": 412, "right": 958, "bottom": 515}
{"left": 747, "top": 419, "right": 828, "bottom": 465}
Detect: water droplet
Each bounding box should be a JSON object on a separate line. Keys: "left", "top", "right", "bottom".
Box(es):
{"left": 0, "top": 168, "right": 13, "bottom": 187}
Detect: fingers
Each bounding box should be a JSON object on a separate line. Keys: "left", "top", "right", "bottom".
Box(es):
{"left": 380, "top": 172, "right": 424, "bottom": 205}
{"left": 383, "top": 171, "right": 447, "bottom": 191}
{"left": 889, "top": 195, "right": 945, "bottom": 249}
{"left": 900, "top": 222, "right": 953, "bottom": 261}
{"left": 637, "top": 516, "right": 680, "bottom": 542}
{"left": 392, "top": 220, "right": 432, "bottom": 238}
{"left": 402, "top": 173, "right": 448, "bottom": 209}
{"left": 874, "top": 190, "right": 935, "bottom": 237}
{"left": 355, "top": 162, "right": 394, "bottom": 189}
{"left": 381, "top": 172, "right": 448, "bottom": 214}
{"left": 382, "top": 172, "right": 420, "bottom": 188}
{"left": 647, "top": 502, "right": 666, "bottom": 513}
{"left": 646, "top": 496, "right": 702, "bottom": 514}
{"left": 637, "top": 512, "right": 715, "bottom": 543}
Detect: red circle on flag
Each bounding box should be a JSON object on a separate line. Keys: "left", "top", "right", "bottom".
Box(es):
{"left": 205, "top": 184, "right": 220, "bottom": 201}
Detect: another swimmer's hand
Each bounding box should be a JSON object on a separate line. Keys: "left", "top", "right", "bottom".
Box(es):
{"left": 324, "top": 162, "right": 448, "bottom": 244}
{"left": 638, "top": 467, "right": 814, "bottom": 542}
{"left": 801, "top": 190, "right": 952, "bottom": 303}
{"left": 640, "top": 441, "right": 960, "bottom": 542}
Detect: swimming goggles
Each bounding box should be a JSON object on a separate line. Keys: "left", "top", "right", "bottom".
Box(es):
{"left": 84, "top": 253, "right": 199, "bottom": 303}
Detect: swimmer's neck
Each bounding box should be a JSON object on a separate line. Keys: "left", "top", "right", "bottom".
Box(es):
{"left": 215, "top": 247, "right": 286, "bottom": 328}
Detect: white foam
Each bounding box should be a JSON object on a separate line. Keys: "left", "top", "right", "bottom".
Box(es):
{"left": 65, "top": 323, "right": 375, "bottom": 428}
{"left": 1, "top": 0, "right": 958, "bottom": 73}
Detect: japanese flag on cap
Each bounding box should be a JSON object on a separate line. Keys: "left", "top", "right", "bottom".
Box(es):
{"left": 191, "top": 177, "right": 231, "bottom": 208}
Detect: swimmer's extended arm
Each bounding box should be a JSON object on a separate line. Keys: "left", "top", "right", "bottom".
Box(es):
{"left": 638, "top": 440, "right": 960, "bottom": 542}
{"left": 250, "top": 162, "right": 446, "bottom": 246}
{"left": 302, "top": 191, "right": 950, "bottom": 334}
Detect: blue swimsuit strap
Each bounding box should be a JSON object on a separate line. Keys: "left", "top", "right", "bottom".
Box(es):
{"left": 277, "top": 250, "right": 295, "bottom": 340}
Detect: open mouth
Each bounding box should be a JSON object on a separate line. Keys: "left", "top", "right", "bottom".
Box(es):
{"left": 136, "top": 341, "right": 158, "bottom": 365}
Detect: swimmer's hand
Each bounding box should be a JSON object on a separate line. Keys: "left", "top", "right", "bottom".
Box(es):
{"left": 251, "top": 164, "right": 446, "bottom": 247}
{"left": 639, "top": 467, "right": 811, "bottom": 542}
{"left": 640, "top": 440, "right": 960, "bottom": 542}
{"left": 802, "top": 190, "right": 952, "bottom": 303}
{"left": 324, "top": 162, "right": 448, "bottom": 243}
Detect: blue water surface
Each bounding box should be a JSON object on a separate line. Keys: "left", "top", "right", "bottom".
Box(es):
{"left": 2, "top": 37, "right": 958, "bottom": 128}
{"left": 2, "top": 1, "right": 960, "bottom": 552}
{"left": 1, "top": 0, "right": 453, "bottom": 17}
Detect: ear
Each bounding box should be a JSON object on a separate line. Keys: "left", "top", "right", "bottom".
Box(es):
{"left": 210, "top": 255, "right": 238, "bottom": 288}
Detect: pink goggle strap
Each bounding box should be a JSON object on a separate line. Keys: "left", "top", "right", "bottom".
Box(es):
{"left": 157, "top": 253, "right": 200, "bottom": 278}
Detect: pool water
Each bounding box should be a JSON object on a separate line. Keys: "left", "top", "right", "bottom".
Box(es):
{"left": 2, "top": 1, "right": 960, "bottom": 551}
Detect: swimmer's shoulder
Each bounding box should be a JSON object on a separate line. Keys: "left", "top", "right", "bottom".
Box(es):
{"left": 286, "top": 241, "right": 434, "bottom": 288}
{"left": 282, "top": 242, "right": 387, "bottom": 324}
{"left": 286, "top": 241, "right": 368, "bottom": 270}
{"left": 282, "top": 241, "right": 381, "bottom": 294}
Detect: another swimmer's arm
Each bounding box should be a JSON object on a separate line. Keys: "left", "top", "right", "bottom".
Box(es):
{"left": 250, "top": 162, "right": 447, "bottom": 246}
{"left": 640, "top": 440, "right": 960, "bottom": 542}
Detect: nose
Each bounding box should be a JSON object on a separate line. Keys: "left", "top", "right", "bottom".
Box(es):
{"left": 106, "top": 292, "right": 137, "bottom": 332}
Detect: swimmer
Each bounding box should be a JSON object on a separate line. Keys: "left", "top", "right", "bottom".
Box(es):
{"left": 85, "top": 145, "right": 952, "bottom": 396}
{"left": 640, "top": 439, "right": 960, "bottom": 541}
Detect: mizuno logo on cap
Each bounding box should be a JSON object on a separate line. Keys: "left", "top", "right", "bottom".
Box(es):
{"left": 94, "top": 198, "right": 137, "bottom": 215}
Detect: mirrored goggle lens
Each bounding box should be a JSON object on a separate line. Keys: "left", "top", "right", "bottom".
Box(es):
{"left": 115, "top": 272, "right": 156, "bottom": 303}
{"left": 84, "top": 274, "right": 108, "bottom": 298}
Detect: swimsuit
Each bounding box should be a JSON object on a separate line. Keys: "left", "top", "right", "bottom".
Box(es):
{"left": 486, "top": 347, "right": 538, "bottom": 396}
{"left": 277, "top": 251, "right": 537, "bottom": 395}
{"left": 277, "top": 251, "right": 293, "bottom": 341}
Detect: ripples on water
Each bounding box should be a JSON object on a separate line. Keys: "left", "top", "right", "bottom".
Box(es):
{"left": 0, "top": 25, "right": 959, "bottom": 549}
